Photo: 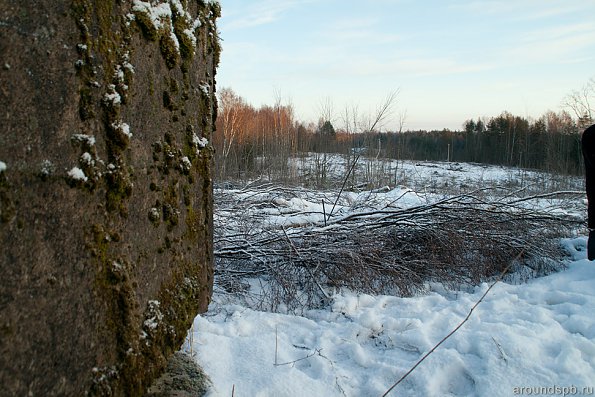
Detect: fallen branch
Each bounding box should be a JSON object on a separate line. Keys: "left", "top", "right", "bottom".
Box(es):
{"left": 214, "top": 185, "right": 581, "bottom": 312}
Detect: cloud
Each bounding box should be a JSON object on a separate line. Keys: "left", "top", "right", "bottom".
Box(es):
{"left": 448, "top": 0, "right": 563, "bottom": 18}
{"left": 220, "top": 0, "right": 315, "bottom": 31}
{"left": 341, "top": 56, "right": 494, "bottom": 78}
{"left": 449, "top": 0, "right": 591, "bottom": 22}
{"left": 503, "top": 23, "right": 595, "bottom": 64}
{"left": 321, "top": 16, "right": 402, "bottom": 45}
{"left": 512, "top": 3, "right": 590, "bottom": 22}
{"left": 521, "top": 22, "right": 595, "bottom": 42}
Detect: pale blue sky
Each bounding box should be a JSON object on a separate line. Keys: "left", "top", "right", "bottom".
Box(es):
{"left": 217, "top": 0, "right": 595, "bottom": 131}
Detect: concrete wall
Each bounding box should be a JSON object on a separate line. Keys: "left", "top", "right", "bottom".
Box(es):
{"left": 0, "top": 1, "right": 218, "bottom": 395}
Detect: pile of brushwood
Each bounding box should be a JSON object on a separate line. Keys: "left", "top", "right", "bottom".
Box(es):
{"left": 214, "top": 182, "right": 583, "bottom": 312}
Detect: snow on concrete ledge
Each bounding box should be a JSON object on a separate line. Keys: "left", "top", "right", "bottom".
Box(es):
{"left": 67, "top": 167, "right": 88, "bottom": 182}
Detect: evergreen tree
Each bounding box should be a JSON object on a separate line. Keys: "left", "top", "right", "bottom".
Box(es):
{"left": 319, "top": 120, "right": 336, "bottom": 136}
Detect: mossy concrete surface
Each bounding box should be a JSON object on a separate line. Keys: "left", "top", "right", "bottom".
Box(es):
{"left": 145, "top": 352, "right": 211, "bottom": 397}
{"left": 0, "top": 1, "right": 218, "bottom": 396}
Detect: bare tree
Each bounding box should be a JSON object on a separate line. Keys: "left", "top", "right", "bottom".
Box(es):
{"left": 317, "top": 96, "right": 335, "bottom": 126}
{"left": 397, "top": 108, "right": 407, "bottom": 134}
{"left": 217, "top": 87, "right": 248, "bottom": 177}
{"left": 563, "top": 77, "right": 594, "bottom": 130}
{"left": 367, "top": 90, "right": 399, "bottom": 133}
{"left": 341, "top": 102, "right": 360, "bottom": 135}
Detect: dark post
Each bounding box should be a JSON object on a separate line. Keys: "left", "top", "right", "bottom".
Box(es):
{"left": 582, "top": 124, "right": 595, "bottom": 260}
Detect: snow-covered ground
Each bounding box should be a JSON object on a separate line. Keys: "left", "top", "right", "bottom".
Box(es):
{"left": 188, "top": 240, "right": 594, "bottom": 396}
{"left": 186, "top": 159, "right": 593, "bottom": 396}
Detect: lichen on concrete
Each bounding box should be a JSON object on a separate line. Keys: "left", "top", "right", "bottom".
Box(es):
{"left": 0, "top": 0, "right": 219, "bottom": 396}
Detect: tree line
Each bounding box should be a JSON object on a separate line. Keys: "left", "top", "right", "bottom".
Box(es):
{"left": 355, "top": 110, "right": 582, "bottom": 175}
{"left": 213, "top": 86, "right": 593, "bottom": 181}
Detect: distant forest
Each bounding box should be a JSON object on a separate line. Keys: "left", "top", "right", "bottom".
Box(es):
{"left": 214, "top": 86, "right": 594, "bottom": 181}
{"left": 351, "top": 112, "right": 583, "bottom": 174}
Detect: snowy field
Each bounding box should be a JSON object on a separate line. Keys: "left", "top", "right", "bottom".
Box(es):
{"left": 186, "top": 159, "right": 594, "bottom": 397}
{"left": 287, "top": 154, "right": 582, "bottom": 196}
